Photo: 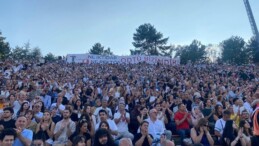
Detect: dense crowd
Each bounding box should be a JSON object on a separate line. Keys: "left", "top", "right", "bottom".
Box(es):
{"left": 0, "top": 60, "right": 259, "bottom": 146}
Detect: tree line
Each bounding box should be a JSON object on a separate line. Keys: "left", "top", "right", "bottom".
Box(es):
{"left": 1, "top": 23, "right": 259, "bottom": 64}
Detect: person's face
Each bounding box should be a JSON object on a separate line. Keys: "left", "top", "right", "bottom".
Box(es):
{"left": 32, "top": 139, "right": 44, "bottom": 146}
{"left": 99, "top": 112, "right": 107, "bottom": 121}
{"left": 206, "top": 100, "right": 211, "bottom": 106}
{"left": 140, "top": 122, "right": 149, "bottom": 132}
{"left": 241, "top": 112, "right": 249, "bottom": 119}
{"left": 80, "top": 123, "right": 88, "bottom": 133}
{"left": 15, "top": 117, "right": 27, "bottom": 129}
{"left": 76, "top": 100, "right": 81, "bottom": 106}
{"left": 77, "top": 140, "right": 86, "bottom": 146}
{"left": 63, "top": 110, "right": 71, "bottom": 119}
{"left": 23, "top": 103, "right": 29, "bottom": 110}
{"left": 43, "top": 112, "right": 50, "bottom": 120}
{"left": 98, "top": 135, "right": 108, "bottom": 145}
{"left": 20, "top": 93, "right": 26, "bottom": 100}
{"left": 155, "top": 104, "right": 161, "bottom": 111}
{"left": 142, "top": 108, "right": 148, "bottom": 115}
{"left": 102, "top": 101, "right": 107, "bottom": 107}
{"left": 101, "top": 123, "right": 108, "bottom": 130}
{"left": 34, "top": 104, "right": 41, "bottom": 112}
{"left": 218, "top": 106, "right": 223, "bottom": 112}
{"left": 25, "top": 112, "right": 33, "bottom": 120}
{"left": 3, "top": 110, "right": 12, "bottom": 118}
{"left": 180, "top": 104, "right": 186, "bottom": 111}
{"left": 86, "top": 106, "right": 91, "bottom": 113}
{"left": 150, "top": 111, "right": 157, "bottom": 119}
{"left": 223, "top": 114, "right": 230, "bottom": 121}
{"left": 1, "top": 135, "right": 14, "bottom": 146}
{"left": 119, "top": 104, "right": 125, "bottom": 111}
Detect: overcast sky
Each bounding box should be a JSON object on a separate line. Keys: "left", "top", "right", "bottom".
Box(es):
{"left": 0, "top": 0, "right": 258, "bottom": 56}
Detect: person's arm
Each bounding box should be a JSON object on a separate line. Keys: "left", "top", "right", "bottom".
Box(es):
{"left": 205, "top": 130, "right": 214, "bottom": 146}
{"left": 54, "top": 123, "right": 64, "bottom": 140}
{"left": 135, "top": 135, "right": 146, "bottom": 146}
{"left": 66, "top": 122, "right": 75, "bottom": 137}
{"left": 214, "top": 130, "right": 221, "bottom": 138}
{"left": 147, "top": 134, "right": 153, "bottom": 146}
{"left": 86, "top": 139, "right": 91, "bottom": 146}
{"left": 190, "top": 128, "right": 204, "bottom": 144}
{"left": 125, "top": 113, "right": 130, "bottom": 124}
{"left": 35, "top": 123, "right": 40, "bottom": 134}
{"left": 46, "top": 122, "right": 55, "bottom": 138}
{"left": 137, "top": 115, "right": 143, "bottom": 124}
{"left": 14, "top": 128, "right": 32, "bottom": 146}
{"left": 175, "top": 113, "right": 188, "bottom": 126}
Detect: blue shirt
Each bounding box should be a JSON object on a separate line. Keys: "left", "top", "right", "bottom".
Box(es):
{"left": 13, "top": 129, "right": 33, "bottom": 146}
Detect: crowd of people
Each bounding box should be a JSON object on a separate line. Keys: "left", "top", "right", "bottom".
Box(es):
{"left": 0, "top": 59, "right": 258, "bottom": 146}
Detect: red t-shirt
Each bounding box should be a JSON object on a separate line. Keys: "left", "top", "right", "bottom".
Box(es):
{"left": 174, "top": 111, "right": 190, "bottom": 130}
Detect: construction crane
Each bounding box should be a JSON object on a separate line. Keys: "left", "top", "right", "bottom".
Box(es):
{"left": 243, "top": 0, "right": 259, "bottom": 49}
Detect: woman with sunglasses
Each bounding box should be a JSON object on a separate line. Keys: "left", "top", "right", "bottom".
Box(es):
{"left": 191, "top": 118, "right": 214, "bottom": 146}
{"left": 68, "top": 120, "right": 91, "bottom": 146}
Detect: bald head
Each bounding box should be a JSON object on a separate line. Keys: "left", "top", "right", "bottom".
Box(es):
{"left": 119, "top": 138, "right": 132, "bottom": 146}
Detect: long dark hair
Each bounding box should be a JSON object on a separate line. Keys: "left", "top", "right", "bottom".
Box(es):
{"left": 221, "top": 120, "right": 235, "bottom": 146}
{"left": 239, "top": 120, "right": 253, "bottom": 136}
{"left": 17, "top": 102, "right": 29, "bottom": 116}
{"left": 75, "top": 120, "right": 88, "bottom": 134}
{"left": 93, "top": 128, "right": 114, "bottom": 146}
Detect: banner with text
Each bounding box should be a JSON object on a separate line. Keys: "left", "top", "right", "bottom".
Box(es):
{"left": 66, "top": 54, "right": 180, "bottom": 65}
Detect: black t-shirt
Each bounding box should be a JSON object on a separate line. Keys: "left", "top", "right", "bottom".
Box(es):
{"left": 0, "top": 119, "right": 16, "bottom": 129}
{"left": 133, "top": 133, "right": 153, "bottom": 146}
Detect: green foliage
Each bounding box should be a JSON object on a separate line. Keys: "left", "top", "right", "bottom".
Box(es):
{"left": 246, "top": 37, "right": 259, "bottom": 63}
{"left": 220, "top": 36, "right": 248, "bottom": 65}
{"left": 0, "top": 32, "right": 11, "bottom": 60}
{"left": 11, "top": 42, "right": 42, "bottom": 61}
{"left": 175, "top": 40, "right": 207, "bottom": 64}
{"left": 132, "top": 23, "right": 170, "bottom": 56}
{"left": 44, "top": 53, "right": 56, "bottom": 62}
{"left": 89, "top": 43, "right": 113, "bottom": 55}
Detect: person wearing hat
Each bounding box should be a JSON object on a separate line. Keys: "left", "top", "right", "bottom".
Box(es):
{"left": 114, "top": 101, "right": 134, "bottom": 140}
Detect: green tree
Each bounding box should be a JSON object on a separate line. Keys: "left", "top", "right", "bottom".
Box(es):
{"left": 103, "top": 47, "right": 113, "bottom": 55}
{"left": 89, "top": 43, "right": 113, "bottom": 55}
{"left": 175, "top": 40, "right": 207, "bottom": 64}
{"left": 44, "top": 53, "right": 56, "bottom": 62}
{"left": 132, "top": 23, "right": 170, "bottom": 56}
{"left": 0, "top": 32, "right": 11, "bottom": 60}
{"left": 221, "top": 36, "right": 248, "bottom": 65}
{"left": 246, "top": 37, "right": 259, "bottom": 63}
{"left": 29, "top": 47, "right": 42, "bottom": 61}
{"left": 11, "top": 46, "right": 30, "bottom": 60}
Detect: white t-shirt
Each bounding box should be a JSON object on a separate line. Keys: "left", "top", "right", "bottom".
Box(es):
{"left": 145, "top": 118, "right": 165, "bottom": 140}
{"left": 214, "top": 118, "right": 226, "bottom": 135}
{"left": 114, "top": 112, "right": 130, "bottom": 133}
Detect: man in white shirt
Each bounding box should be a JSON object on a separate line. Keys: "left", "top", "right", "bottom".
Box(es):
{"left": 95, "top": 109, "right": 118, "bottom": 137}
{"left": 145, "top": 109, "right": 171, "bottom": 141}
{"left": 114, "top": 101, "right": 134, "bottom": 140}
{"left": 94, "top": 98, "right": 112, "bottom": 123}
{"left": 214, "top": 110, "right": 231, "bottom": 140}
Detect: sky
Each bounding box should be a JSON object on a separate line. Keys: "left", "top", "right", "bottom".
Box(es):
{"left": 0, "top": 0, "right": 259, "bottom": 56}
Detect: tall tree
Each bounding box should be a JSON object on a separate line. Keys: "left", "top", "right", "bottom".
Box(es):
{"left": 89, "top": 43, "right": 113, "bottom": 55}
{"left": 247, "top": 37, "right": 259, "bottom": 63}
{"left": 132, "top": 23, "right": 170, "bottom": 56}
{"left": 29, "top": 47, "right": 42, "bottom": 61}
{"left": 11, "top": 46, "right": 30, "bottom": 60}
{"left": 0, "top": 32, "right": 11, "bottom": 60}
{"left": 175, "top": 40, "right": 207, "bottom": 64}
{"left": 221, "top": 36, "right": 248, "bottom": 65}
{"left": 44, "top": 53, "right": 56, "bottom": 62}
